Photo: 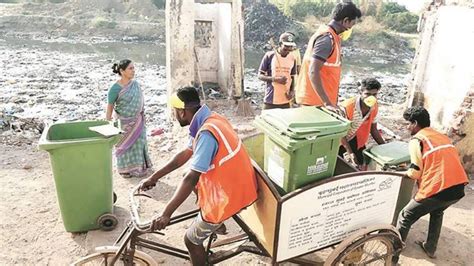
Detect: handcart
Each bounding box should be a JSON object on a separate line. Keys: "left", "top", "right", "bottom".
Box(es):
{"left": 73, "top": 133, "right": 412, "bottom": 265}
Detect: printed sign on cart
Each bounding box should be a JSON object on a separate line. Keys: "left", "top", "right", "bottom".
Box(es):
{"left": 276, "top": 173, "right": 402, "bottom": 262}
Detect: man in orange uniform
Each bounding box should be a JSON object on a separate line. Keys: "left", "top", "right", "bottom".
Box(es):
{"left": 339, "top": 78, "right": 385, "bottom": 170}
{"left": 296, "top": 2, "right": 361, "bottom": 110}
{"left": 394, "top": 107, "right": 468, "bottom": 262}
{"left": 140, "top": 87, "right": 258, "bottom": 265}
{"left": 258, "top": 32, "right": 297, "bottom": 109}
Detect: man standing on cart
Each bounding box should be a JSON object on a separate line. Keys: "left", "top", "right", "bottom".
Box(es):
{"left": 139, "top": 86, "right": 258, "bottom": 265}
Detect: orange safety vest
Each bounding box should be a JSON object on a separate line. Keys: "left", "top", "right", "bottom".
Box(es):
{"left": 271, "top": 52, "right": 295, "bottom": 105}
{"left": 295, "top": 25, "right": 342, "bottom": 106}
{"left": 413, "top": 127, "right": 468, "bottom": 201}
{"left": 342, "top": 97, "right": 378, "bottom": 149}
{"left": 194, "top": 113, "right": 258, "bottom": 223}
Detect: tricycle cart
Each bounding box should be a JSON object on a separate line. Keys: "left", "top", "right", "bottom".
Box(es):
{"left": 73, "top": 133, "right": 412, "bottom": 265}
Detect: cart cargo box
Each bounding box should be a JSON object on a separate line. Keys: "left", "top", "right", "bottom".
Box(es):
{"left": 238, "top": 133, "right": 414, "bottom": 263}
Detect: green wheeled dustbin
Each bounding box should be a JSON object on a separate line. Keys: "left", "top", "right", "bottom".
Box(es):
{"left": 364, "top": 141, "right": 411, "bottom": 171}
{"left": 38, "top": 120, "right": 121, "bottom": 232}
{"left": 364, "top": 141, "right": 416, "bottom": 224}
{"left": 254, "top": 106, "right": 350, "bottom": 193}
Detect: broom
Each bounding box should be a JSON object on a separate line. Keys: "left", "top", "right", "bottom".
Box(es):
{"left": 235, "top": 22, "right": 254, "bottom": 117}
{"left": 193, "top": 47, "right": 207, "bottom": 104}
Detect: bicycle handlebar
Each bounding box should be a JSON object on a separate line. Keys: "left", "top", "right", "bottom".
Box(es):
{"left": 129, "top": 184, "right": 155, "bottom": 232}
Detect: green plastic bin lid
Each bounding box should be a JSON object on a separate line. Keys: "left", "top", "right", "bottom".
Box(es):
{"left": 257, "top": 106, "right": 349, "bottom": 139}
{"left": 38, "top": 120, "right": 121, "bottom": 151}
{"left": 364, "top": 141, "right": 410, "bottom": 166}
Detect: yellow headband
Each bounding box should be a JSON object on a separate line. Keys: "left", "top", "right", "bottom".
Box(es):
{"left": 170, "top": 93, "right": 185, "bottom": 109}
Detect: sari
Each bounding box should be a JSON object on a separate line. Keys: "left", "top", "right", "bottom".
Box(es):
{"left": 114, "top": 80, "right": 152, "bottom": 176}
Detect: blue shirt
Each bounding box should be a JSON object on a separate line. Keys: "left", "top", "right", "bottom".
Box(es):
{"left": 187, "top": 105, "right": 218, "bottom": 173}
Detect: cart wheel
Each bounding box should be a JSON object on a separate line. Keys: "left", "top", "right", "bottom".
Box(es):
{"left": 71, "top": 246, "right": 157, "bottom": 266}
{"left": 113, "top": 192, "right": 117, "bottom": 204}
{"left": 325, "top": 225, "right": 403, "bottom": 266}
{"left": 97, "top": 213, "right": 118, "bottom": 231}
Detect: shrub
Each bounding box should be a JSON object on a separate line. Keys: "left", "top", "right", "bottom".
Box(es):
{"left": 290, "top": 0, "right": 335, "bottom": 21}
{"left": 382, "top": 12, "right": 418, "bottom": 33}
{"left": 91, "top": 16, "right": 117, "bottom": 29}
{"left": 378, "top": 2, "right": 408, "bottom": 16}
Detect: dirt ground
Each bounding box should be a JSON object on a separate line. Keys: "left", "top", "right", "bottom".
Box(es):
{"left": 0, "top": 100, "right": 473, "bottom": 265}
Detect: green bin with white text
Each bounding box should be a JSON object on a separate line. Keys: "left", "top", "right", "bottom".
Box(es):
{"left": 254, "top": 107, "right": 350, "bottom": 193}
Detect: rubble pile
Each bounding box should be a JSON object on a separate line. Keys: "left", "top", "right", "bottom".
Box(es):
{"left": 243, "top": 2, "right": 302, "bottom": 49}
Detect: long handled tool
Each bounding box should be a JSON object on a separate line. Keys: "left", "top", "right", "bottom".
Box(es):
{"left": 235, "top": 22, "right": 254, "bottom": 116}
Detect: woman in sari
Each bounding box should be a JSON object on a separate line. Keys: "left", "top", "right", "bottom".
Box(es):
{"left": 106, "top": 59, "right": 152, "bottom": 177}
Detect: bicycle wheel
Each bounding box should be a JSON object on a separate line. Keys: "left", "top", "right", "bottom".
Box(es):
{"left": 72, "top": 246, "right": 157, "bottom": 266}
{"left": 325, "top": 225, "right": 402, "bottom": 266}
{"left": 330, "top": 234, "right": 394, "bottom": 265}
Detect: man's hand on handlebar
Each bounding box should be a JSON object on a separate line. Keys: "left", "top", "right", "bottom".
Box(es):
{"left": 151, "top": 214, "right": 171, "bottom": 231}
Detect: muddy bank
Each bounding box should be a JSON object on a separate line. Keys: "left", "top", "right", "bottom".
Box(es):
{"left": 0, "top": 36, "right": 169, "bottom": 145}
{"left": 0, "top": 2, "right": 166, "bottom": 43}
{"left": 0, "top": 33, "right": 414, "bottom": 146}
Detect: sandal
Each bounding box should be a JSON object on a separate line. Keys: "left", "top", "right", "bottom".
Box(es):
{"left": 120, "top": 173, "right": 132, "bottom": 178}
{"left": 415, "top": 240, "right": 436, "bottom": 259}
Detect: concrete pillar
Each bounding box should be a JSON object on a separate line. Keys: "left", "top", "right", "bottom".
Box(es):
{"left": 230, "top": 0, "right": 245, "bottom": 98}
{"left": 166, "top": 0, "right": 195, "bottom": 98}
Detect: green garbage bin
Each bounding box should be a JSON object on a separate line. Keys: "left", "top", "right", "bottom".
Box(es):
{"left": 38, "top": 120, "right": 121, "bottom": 232}
{"left": 254, "top": 106, "right": 350, "bottom": 193}
{"left": 364, "top": 141, "right": 411, "bottom": 171}
{"left": 363, "top": 141, "right": 415, "bottom": 224}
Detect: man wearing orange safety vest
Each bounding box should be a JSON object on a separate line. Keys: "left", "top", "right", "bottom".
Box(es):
{"left": 140, "top": 87, "right": 258, "bottom": 265}
{"left": 393, "top": 107, "right": 468, "bottom": 262}
{"left": 338, "top": 78, "right": 385, "bottom": 170}
{"left": 258, "top": 32, "right": 297, "bottom": 109}
{"left": 295, "top": 2, "right": 361, "bottom": 111}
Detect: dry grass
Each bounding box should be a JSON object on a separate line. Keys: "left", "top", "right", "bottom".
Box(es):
{"left": 356, "top": 16, "right": 385, "bottom": 34}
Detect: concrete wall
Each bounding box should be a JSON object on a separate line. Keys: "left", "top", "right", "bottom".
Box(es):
{"left": 421, "top": 6, "right": 473, "bottom": 128}
{"left": 408, "top": 5, "right": 474, "bottom": 176}
{"left": 217, "top": 3, "right": 232, "bottom": 90}
{"left": 408, "top": 6, "right": 474, "bottom": 129}
{"left": 166, "top": 0, "right": 195, "bottom": 97}
{"left": 166, "top": 0, "right": 244, "bottom": 99}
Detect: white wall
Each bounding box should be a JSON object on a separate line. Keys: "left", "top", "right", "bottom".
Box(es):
{"left": 217, "top": 3, "right": 232, "bottom": 90}
{"left": 421, "top": 6, "right": 474, "bottom": 128}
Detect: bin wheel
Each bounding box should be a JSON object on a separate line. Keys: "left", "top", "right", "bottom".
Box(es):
{"left": 113, "top": 192, "right": 117, "bottom": 204}
{"left": 97, "top": 213, "right": 118, "bottom": 231}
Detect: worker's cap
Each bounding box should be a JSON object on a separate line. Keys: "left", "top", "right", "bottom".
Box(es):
{"left": 279, "top": 32, "right": 296, "bottom": 47}
{"left": 169, "top": 91, "right": 201, "bottom": 109}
